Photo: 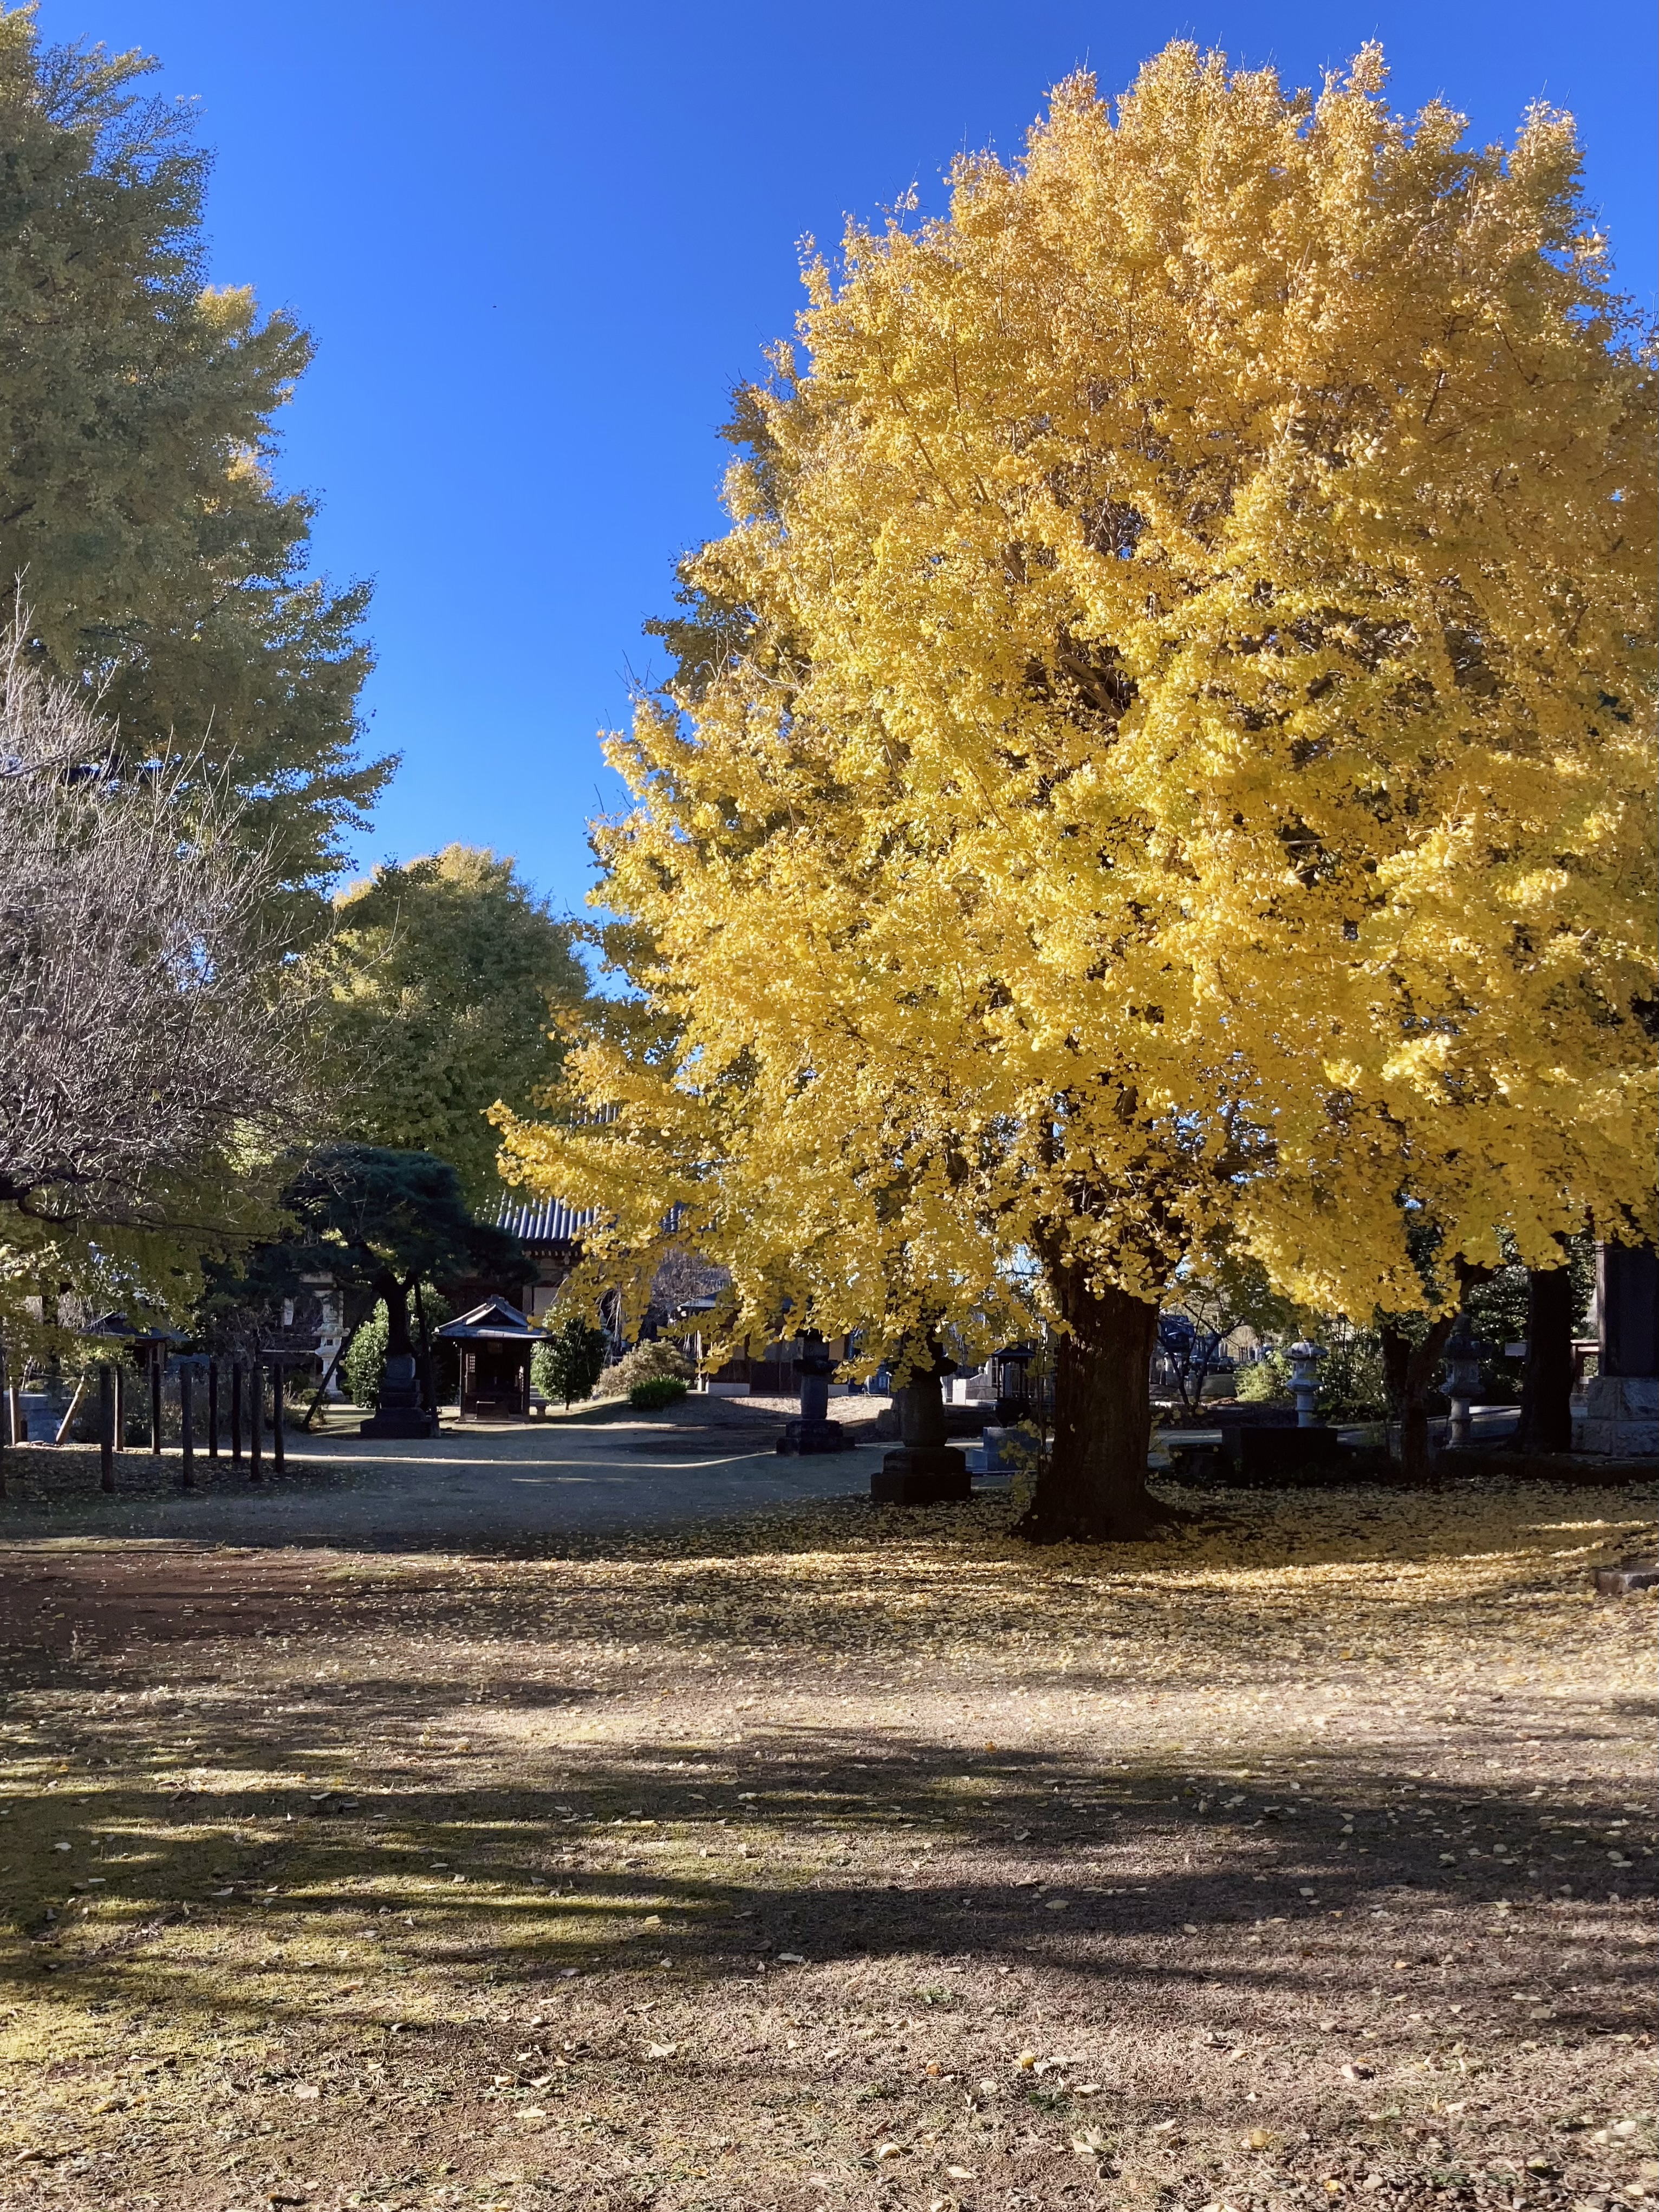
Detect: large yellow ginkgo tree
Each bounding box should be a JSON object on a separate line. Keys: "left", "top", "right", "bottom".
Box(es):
{"left": 501, "top": 44, "right": 1656, "bottom": 1540}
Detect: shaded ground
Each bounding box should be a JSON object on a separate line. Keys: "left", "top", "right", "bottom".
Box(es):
{"left": 0, "top": 1393, "right": 883, "bottom": 1549}
{"left": 0, "top": 1466, "right": 1654, "bottom": 2212}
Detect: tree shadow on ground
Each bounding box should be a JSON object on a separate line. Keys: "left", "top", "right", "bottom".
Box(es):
{"left": 10, "top": 1713, "right": 1653, "bottom": 2038}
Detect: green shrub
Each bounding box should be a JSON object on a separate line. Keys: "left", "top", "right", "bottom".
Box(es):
{"left": 1235, "top": 1353, "right": 1290, "bottom": 1403}
{"left": 1319, "top": 1324, "right": 1389, "bottom": 1422}
{"left": 1231, "top": 1329, "right": 1388, "bottom": 1420}
{"left": 630, "top": 1376, "right": 688, "bottom": 1410}
{"left": 532, "top": 1317, "right": 610, "bottom": 1407}
{"left": 607, "top": 1338, "right": 693, "bottom": 1395}
{"left": 342, "top": 1303, "right": 389, "bottom": 1410}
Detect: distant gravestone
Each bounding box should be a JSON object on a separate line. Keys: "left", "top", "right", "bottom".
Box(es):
{"left": 21, "top": 1395, "right": 58, "bottom": 1443}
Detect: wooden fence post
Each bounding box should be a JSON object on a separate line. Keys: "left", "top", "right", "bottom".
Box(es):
{"left": 207, "top": 1359, "right": 219, "bottom": 1461}
{"left": 179, "top": 1366, "right": 195, "bottom": 1492}
{"left": 0, "top": 1339, "right": 8, "bottom": 1502}
{"left": 149, "top": 1345, "right": 163, "bottom": 1456}
{"left": 231, "top": 1362, "right": 243, "bottom": 1466}
{"left": 270, "top": 1359, "right": 285, "bottom": 1476}
{"left": 99, "top": 1365, "right": 115, "bottom": 1494}
{"left": 249, "top": 1358, "right": 263, "bottom": 1482}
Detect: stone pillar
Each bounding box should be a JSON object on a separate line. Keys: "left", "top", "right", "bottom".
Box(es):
{"left": 871, "top": 1346, "right": 970, "bottom": 1505}
{"left": 1574, "top": 1242, "right": 1659, "bottom": 1456}
{"left": 776, "top": 1331, "right": 847, "bottom": 1455}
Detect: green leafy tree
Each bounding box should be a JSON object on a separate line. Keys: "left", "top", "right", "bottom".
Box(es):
{"left": 318, "top": 847, "right": 587, "bottom": 1204}
{"left": 281, "top": 1145, "right": 524, "bottom": 1372}
{"left": 0, "top": 9, "right": 388, "bottom": 926}
{"left": 203, "top": 1146, "right": 526, "bottom": 1389}
{"left": 531, "top": 1316, "right": 609, "bottom": 1408}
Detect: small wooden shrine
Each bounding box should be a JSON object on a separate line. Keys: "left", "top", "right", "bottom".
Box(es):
{"left": 435, "top": 1297, "right": 545, "bottom": 1421}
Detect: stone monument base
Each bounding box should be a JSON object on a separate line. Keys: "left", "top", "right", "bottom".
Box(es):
{"left": 1220, "top": 1424, "right": 1345, "bottom": 1485}
{"left": 1572, "top": 1374, "right": 1658, "bottom": 1458}
{"left": 776, "top": 1417, "right": 847, "bottom": 1455}
{"left": 871, "top": 1445, "right": 971, "bottom": 1505}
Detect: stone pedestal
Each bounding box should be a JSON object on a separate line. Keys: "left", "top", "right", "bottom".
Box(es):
{"left": 873, "top": 1445, "right": 971, "bottom": 1504}
{"left": 1573, "top": 1242, "right": 1659, "bottom": 1456}
{"left": 359, "top": 1353, "right": 439, "bottom": 1440}
{"left": 1572, "top": 1374, "right": 1659, "bottom": 1458}
{"left": 776, "top": 1331, "right": 847, "bottom": 1455}
{"left": 872, "top": 1359, "right": 969, "bottom": 1502}
{"left": 1220, "top": 1423, "right": 1345, "bottom": 1486}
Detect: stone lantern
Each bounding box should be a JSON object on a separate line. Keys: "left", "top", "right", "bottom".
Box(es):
{"left": 1287, "top": 1339, "right": 1325, "bottom": 1429}
{"left": 776, "top": 1330, "right": 847, "bottom": 1455}
{"left": 1441, "top": 1311, "right": 1486, "bottom": 1448}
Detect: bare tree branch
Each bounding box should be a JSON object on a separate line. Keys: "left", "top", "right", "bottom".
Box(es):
{"left": 0, "top": 612, "right": 315, "bottom": 1218}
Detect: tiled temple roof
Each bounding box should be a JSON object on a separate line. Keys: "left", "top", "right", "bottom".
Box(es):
{"left": 494, "top": 1194, "right": 600, "bottom": 1247}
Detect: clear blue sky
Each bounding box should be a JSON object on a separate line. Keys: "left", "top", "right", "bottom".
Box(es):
{"left": 38, "top": 0, "right": 1659, "bottom": 922}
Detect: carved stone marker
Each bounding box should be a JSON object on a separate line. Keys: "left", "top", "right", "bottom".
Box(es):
{"left": 360, "top": 1352, "right": 441, "bottom": 1440}
{"left": 871, "top": 1354, "right": 971, "bottom": 1505}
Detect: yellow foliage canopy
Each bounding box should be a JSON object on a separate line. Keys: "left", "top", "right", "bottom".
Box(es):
{"left": 502, "top": 44, "right": 1656, "bottom": 1362}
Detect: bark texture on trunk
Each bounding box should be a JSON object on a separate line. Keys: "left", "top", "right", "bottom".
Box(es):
{"left": 1019, "top": 1267, "right": 1164, "bottom": 1544}
{"left": 1518, "top": 1260, "right": 1575, "bottom": 1454}
{"left": 377, "top": 1270, "right": 414, "bottom": 1359}
{"left": 1399, "top": 1312, "right": 1457, "bottom": 1486}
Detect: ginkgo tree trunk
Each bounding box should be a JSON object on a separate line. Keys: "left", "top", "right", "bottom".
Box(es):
{"left": 500, "top": 41, "right": 1655, "bottom": 1541}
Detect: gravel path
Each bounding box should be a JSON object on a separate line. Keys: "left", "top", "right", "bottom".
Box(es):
{"left": 0, "top": 1395, "right": 886, "bottom": 1551}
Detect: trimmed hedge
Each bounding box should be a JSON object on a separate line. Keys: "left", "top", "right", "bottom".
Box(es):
{"left": 630, "top": 1376, "right": 688, "bottom": 1410}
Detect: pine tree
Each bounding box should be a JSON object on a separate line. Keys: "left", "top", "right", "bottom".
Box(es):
{"left": 0, "top": 9, "right": 388, "bottom": 927}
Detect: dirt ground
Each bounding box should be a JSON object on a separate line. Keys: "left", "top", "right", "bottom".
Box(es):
{"left": 0, "top": 1430, "right": 1653, "bottom": 2212}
